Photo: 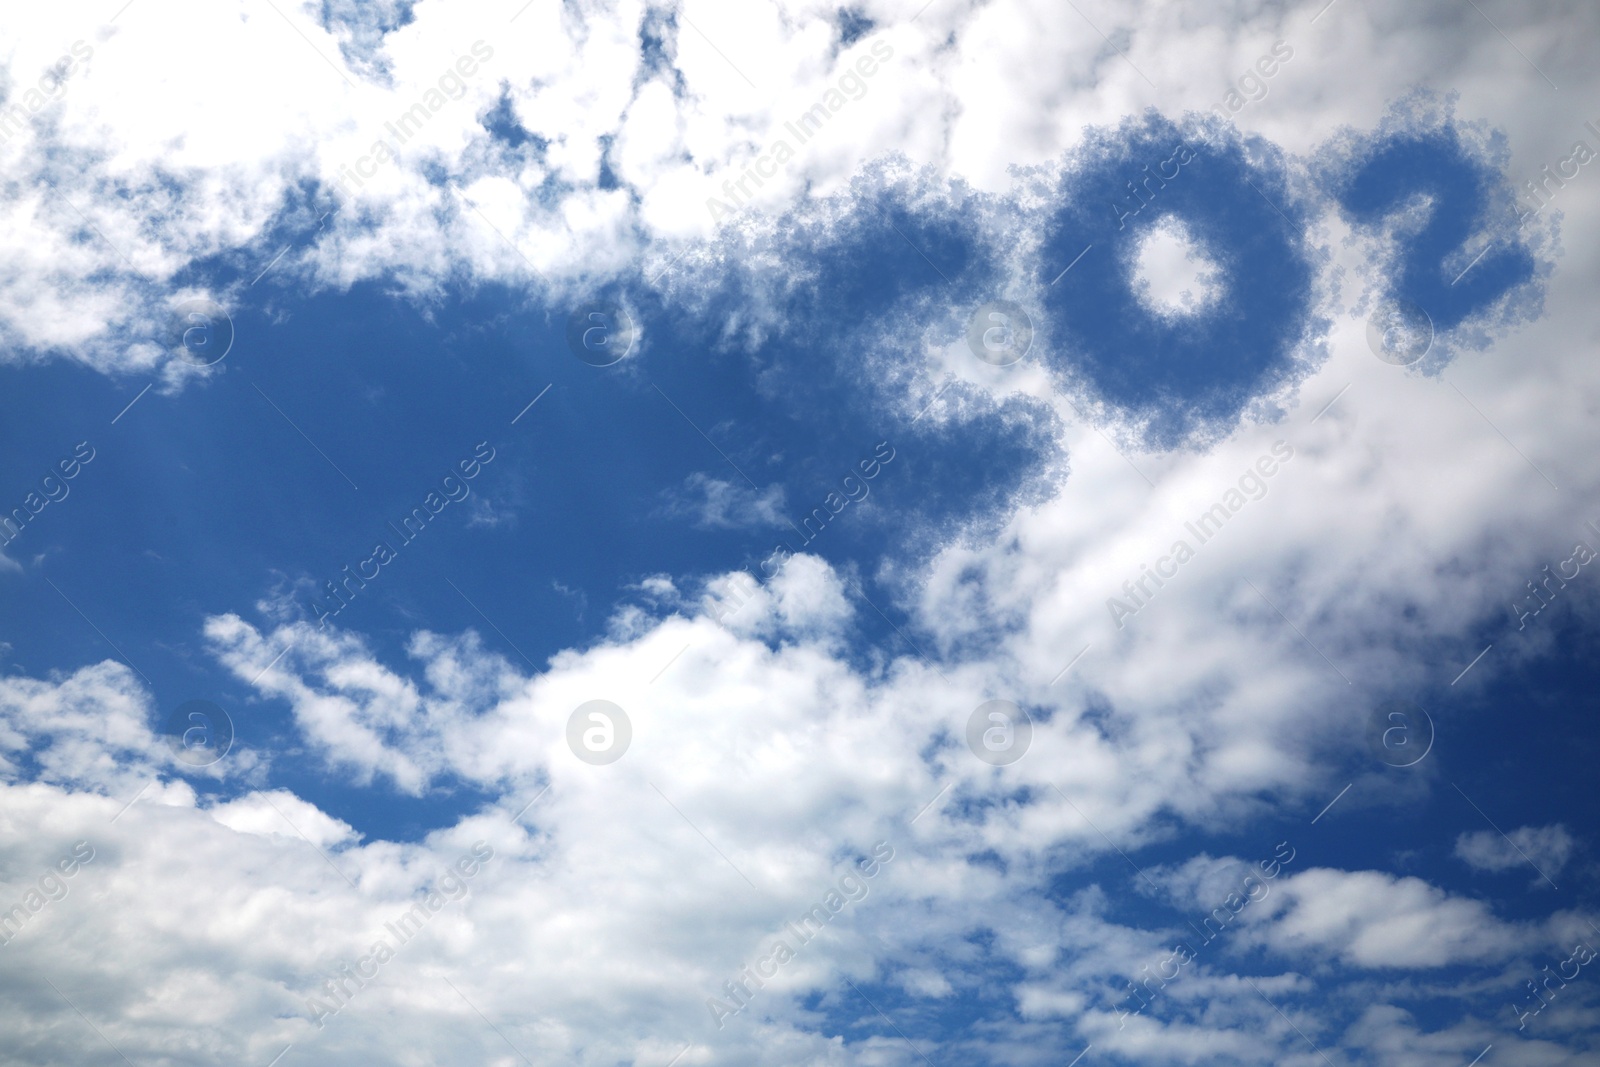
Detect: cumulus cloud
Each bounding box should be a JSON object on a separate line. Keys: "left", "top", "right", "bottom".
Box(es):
{"left": 664, "top": 472, "right": 792, "bottom": 530}
{"left": 210, "top": 789, "right": 360, "bottom": 849}
{"left": 1243, "top": 867, "right": 1540, "bottom": 968}
{"left": 4, "top": 0, "right": 1600, "bottom": 1064}
{"left": 0, "top": 660, "right": 259, "bottom": 793}
{"left": 1455, "top": 824, "right": 1576, "bottom": 882}
{"left": 0, "top": 0, "right": 1583, "bottom": 386}
{"left": 0, "top": 661, "right": 157, "bottom": 792}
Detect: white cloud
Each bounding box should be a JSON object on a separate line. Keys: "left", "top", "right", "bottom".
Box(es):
{"left": 899, "top": 967, "right": 955, "bottom": 998}
{"left": 0, "top": 0, "right": 1585, "bottom": 383}
{"left": 1244, "top": 867, "right": 1540, "bottom": 968}
{"left": 5, "top": 0, "right": 1600, "bottom": 1063}
{"left": 210, "top": 789, "right": 359, "bottom": 848}
{"left": 665, "top": 472, "right": 792, "bottom": 530}
{"left": 0, "top": 660, "right": 259, "bottom": 793}
{"left": 1455, "top": 824, "right": 1576, "bottom": 881}
{"left": 0, "top": 579, "right": 1587, "bottom": 1065}
{"left": 1131, "top": 216, "right": 1225, "bottom": 318}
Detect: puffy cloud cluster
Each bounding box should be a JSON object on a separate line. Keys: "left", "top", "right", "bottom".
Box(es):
{"left": 1456, "top": 824, "right": 1577, "bottom": 882}
{"left": 0, "top": 0, "right": 1588, "bottom": 379}
{"left": 5, "top": 0, "right": 1600, "bottom": 1064}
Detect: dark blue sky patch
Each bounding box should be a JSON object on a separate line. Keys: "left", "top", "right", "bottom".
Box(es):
{"left": 1032, "top": 111, "right": 1323, "bottom": 448}
{"left": 648, "top": 160, "right": 1065, "bottom": 599}
{"left": 480, "top": 89, "right": 543, "bottom": 154}
{"left": 596, "top": 132, "right": 623, "bottom": 191}
{"left": 1319, "top": 92, "right": 1546, "bottom": 366}
{"left": 319, "top": 0, "right": 419, "bottom": 82}
{"left": 672, "top": 158, "right": 1001, "bottom": 342}
{"left": 0, "top": 102, "right": 1560, "bottom": 866}
{"left": 0, "top": 159, "right": 1066, "bottom": 832}
{"left": 835, "top": 7, "right": 876, "bottom": 48}
{"left": 636, "top": 5, "right": 687, "bottom": 97}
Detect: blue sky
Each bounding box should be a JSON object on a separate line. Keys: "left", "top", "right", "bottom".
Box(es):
{"left": 1, "top": 2, "right": 1598, "bottom": 1066}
